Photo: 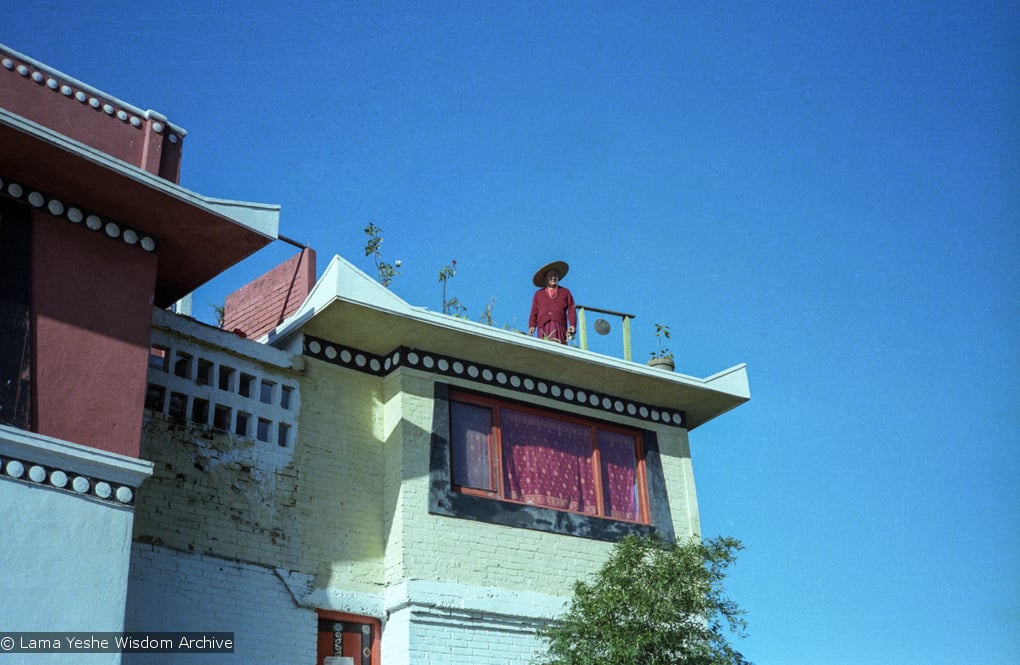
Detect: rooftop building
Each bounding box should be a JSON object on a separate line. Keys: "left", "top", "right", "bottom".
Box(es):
{"left": 0, "top": 43, "right": 748, "bottom": 665}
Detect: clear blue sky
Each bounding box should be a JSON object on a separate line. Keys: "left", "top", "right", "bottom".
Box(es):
{"left": 7, "top": 1, "right": 1018, "bottom": 662}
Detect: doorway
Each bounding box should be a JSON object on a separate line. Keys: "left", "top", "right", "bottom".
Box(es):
{"left": 316, "top": 611, "right": 380, "bottom": 665}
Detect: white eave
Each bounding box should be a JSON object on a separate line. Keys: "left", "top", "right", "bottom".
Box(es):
{"left": 0, "top": 108, "right": 279, "bottom": 305}
{"left": 268, "top": 255, "right": 750, "bottom": 430}
{"left": 0, "top": 108, "right": 279, "bottom": 236}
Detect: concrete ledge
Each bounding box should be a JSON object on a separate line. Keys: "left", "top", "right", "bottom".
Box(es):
{"left": 386, "top": 579, "right": 568, "bottom": 621}
{"left": 0, "top": 424, "right": 152, "bottom": 488}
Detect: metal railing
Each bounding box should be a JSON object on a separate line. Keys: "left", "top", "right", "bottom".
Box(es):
{"left": 575, "top": 305, "right": 635, "bottom": 361}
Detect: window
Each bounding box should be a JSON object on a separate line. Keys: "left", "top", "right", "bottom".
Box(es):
{"left": 0, "top": 201, "right": 32, "bottom": 430}
{"left": 173, "top": 351, "right": 193, "bottom": 379}
{"left": 196, "top": 358, "right": 213, "bottom": 385}
{"left": 144, "top": 340, "right": 299, "bottom": 447}
{"left": 449, "top": 390, "right": 649, "bottom": 524}
{"left": 145, "top": 383, "right": 166, "bottom": 411}
{"left": 259, "top": 379, "right": 275, "bottom": 404}
{"left": 235, "top": 411, "right": 250, "bottom": 437}
{"left": 429, "top": 384, "right": 674, "bottom": 541}
{"left": 191, "top": 398, "right": 210, "bottom": 425}
{"left": 218, "top": 365, "right": 235, "bottom": 391}
{"left": 213, "top": 404, "right": 232, "bottom": 431}
{"left": 168, "top": 391, "right": 188, "bottom": 421}
{"left": 256, "top": 417, "right": 272, "bottom": 442}
{"left": 149, "top": 345, "right": 169, "bottom": 372}
{"left": 238, "top": 373, "right": 255, "bottom": 398}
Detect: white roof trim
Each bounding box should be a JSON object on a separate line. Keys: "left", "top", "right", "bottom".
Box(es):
{"left": 1, "top": 43, "right": 187, "bottom": 137}
{"left": 0, "top": 108, "right": 279, "bottom": 238}
{"left": 268, "top": 254, "right": 749, "bottom": 398}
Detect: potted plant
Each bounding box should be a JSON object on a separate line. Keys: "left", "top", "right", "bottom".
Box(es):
{"left": 648, "top": 323, "right": 675, "bottom": 371}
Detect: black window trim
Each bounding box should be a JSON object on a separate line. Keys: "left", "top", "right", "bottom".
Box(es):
{"left": 428, "top": 382, "right": 676, "bottom": 542}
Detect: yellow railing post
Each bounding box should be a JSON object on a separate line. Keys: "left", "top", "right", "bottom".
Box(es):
{"left": 577, "top": 307, "right": 588, "bottom": 349}
{"left": 622, "top": 315, "right": 632, "bottom": 362}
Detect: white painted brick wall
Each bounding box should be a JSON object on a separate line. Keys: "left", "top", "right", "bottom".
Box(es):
{"left": 382, "top": 580, "right": 566, "bottom": 665}
{"left": 128, "top": 330, "right": 703, "bottom": 665}
{"left": 124, "top": 543, "right": 315, "bottom": 665}
{"left": 392, "top": 606, "right": 548, "bottom": 665}
{"left": 126, "top": 546, "right": 559, "bottom": 665}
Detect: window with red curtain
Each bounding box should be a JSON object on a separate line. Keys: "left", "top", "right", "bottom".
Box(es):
{"left": 598, "top": 429, "right": 640, "bottom": 521}
{"left": 449, "top": 390, "right": 649, "bottom": 524}
{"left": 450, "top": 400, "right": 495, "bottom": 491}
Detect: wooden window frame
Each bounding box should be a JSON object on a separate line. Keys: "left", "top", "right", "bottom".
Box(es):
{"left": 449, "top": 389, "right": 652, "bottom": 525}
{"left": 430, "top": 382, "right": 675, "bottom": 542}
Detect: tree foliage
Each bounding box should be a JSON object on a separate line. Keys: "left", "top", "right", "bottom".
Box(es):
{"left": 536, "top": 535, "right": 751, "bottom": 665}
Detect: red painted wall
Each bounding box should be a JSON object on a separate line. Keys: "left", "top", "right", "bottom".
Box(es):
{"left": 0, "top": 50, "right": 183, "bottom": 180}
{"left": 223, "top": 248, "right": 316, "bottom": 340}
{"left": 31, "top": 213, "right": 157, "bottom": 458}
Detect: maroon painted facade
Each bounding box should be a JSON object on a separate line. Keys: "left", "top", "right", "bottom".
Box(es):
{"left": 0, "top": 50, "right": 183, "bottom": 181}
{"left": 31, "top": 212, "right": 157, "bottom": 457}
{"left": 0, "top": 44, "right": 279, "bottom": 458}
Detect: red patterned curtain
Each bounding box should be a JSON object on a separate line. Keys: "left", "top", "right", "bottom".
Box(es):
{"left": 598, "top": 430, "right": 639, "bottom": 521}
{"left": 451, "top": 402, "right": 494, "bottom": 490}
{"left": 501, "top": 409, "right": 597, "bottom": 514}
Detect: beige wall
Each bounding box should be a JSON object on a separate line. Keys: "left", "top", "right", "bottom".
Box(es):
{"left": 136, "top": 346, "right": 702, "bottom": 602}
{"left": 380, "top": 367, "right": 700, "bottom": 599}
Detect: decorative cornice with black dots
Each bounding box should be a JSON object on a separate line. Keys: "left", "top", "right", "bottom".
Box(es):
{"left": 0, "top": 452, "right": 138, "bottom": 506}
{"left": 0, "top": 173, "right": 158, "bottom": 253}
{"left": 303, "top": 335, "right": 686, "bottom": 429}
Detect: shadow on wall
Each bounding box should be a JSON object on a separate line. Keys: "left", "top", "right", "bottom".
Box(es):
{"left": 133, "top": 415, "right": 302, "bottom": 569}
{"left": 131, "top": 351, "right": 696, "bottom": 605}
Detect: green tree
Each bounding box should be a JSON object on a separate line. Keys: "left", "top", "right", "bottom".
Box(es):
{"left": 536, "top": 535, "right": 751, "bottom": 665}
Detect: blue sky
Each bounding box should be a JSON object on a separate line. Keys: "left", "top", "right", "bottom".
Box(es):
{"left": 7, "top": 1, "right": 1018, "bottom": 662}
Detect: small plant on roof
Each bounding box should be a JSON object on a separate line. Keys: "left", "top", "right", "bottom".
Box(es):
{"left": 364, "top": 223, "right": 400, "bottom": 287}
{"left": 479, "top": 297, "right": 496, "bottom": 326}
{"left": 650, "top": 323, "right": 673, "bottom": 360}
{"left": 439, "top": 260, "right": 466, "bottom": 316}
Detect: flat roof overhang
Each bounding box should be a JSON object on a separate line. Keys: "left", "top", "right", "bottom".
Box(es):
{"left": 0, "top": 109, "right": 278, "bottom": 307}
{"left": 273, "top": 257, "right": 750, "bottom": 431}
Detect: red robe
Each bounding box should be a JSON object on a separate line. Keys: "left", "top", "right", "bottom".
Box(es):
{"left": 529, "top": 287, "right": 576, "bottom": 344}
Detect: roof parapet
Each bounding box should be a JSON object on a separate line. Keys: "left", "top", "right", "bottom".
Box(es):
{"left": 266, "top": 255, "right": 750, "bottom": 430}
{"left": 1, "top": 43, "right": 185, "bottom": 180}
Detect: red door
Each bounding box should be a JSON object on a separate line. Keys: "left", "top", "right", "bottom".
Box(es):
{"left": 317, "top": 612, "right": 379, "bottom": 665}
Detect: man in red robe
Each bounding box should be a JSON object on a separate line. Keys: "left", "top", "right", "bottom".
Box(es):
{"left": 528, "top": 260, "right": 576, "bottom": 344}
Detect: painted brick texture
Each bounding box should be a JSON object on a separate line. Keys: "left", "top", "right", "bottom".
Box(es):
{"left": 137, "top": 323, "right": 699, "bottom": 605}
{"left": 381, "top": 369, "right": 698, "bottom": 598}
{"left": 222, "top": 247, "right": 315, "bottom": 340}
{"left": 132, "top": 327, "right": 703, "bottom": 664}
{"left": 392, "top": 606, "right": 549, "bottom": 665}
{"left": 293, "top": 359, "right": 387, "bottom": 595}
{"left": 134, "top": 414, "right": 302, "bottom": 570}
{"left": 125, "top": 543, "right": 315, "bottom": 665}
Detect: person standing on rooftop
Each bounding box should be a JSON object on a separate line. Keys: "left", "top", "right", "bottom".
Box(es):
{"left": 528, "top": 260, "right": 576, "bottom": 344}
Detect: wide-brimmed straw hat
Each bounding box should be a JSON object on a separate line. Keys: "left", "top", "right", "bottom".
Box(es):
{"left": 532, "top": 260, "right": 569, "bottom": 287}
